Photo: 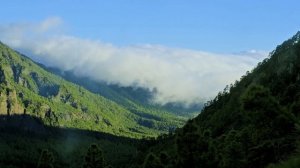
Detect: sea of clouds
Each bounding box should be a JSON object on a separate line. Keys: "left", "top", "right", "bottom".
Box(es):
{"left": 0, "top": 17, "right": 268, "bottom": 105}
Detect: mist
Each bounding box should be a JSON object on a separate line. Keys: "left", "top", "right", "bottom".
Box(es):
{"left": 0, "top": 17, "right": 268, "bottom": 105}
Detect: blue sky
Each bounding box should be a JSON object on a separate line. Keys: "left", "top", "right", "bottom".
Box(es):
{"left": 1, "top": 0, "right": 300, "bottom": 52}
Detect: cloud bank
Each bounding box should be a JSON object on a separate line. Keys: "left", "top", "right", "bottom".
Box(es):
{"left": 0, "top": 17, "right": 268, "bottom": 105}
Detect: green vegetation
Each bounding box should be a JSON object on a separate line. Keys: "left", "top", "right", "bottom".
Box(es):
{"left": 134, "top": 32, "right": 300, "bottom": 168}
{"left": 0, "top": 114, "right": 138, "bottom": 168}
{"left": 83, "top": 144, "right": 105, "bottom": 168}
{"left": 44, "top": 66, "right": 202, "bottom": 118}
{"left": 37, "top": 149, "right": 55, "bottom": 168}
{"left": 2, "top": 31, "right": 300, "bottom": 167}
{"left": 0, "top": 42, "right": 184, "bottom": 138}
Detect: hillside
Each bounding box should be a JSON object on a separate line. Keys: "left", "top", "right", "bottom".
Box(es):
{"left": 134, "top": 32, "right": 300, "bottom": 168}
{"left": 0, "top": 42, "right": 184, "bottom": 138}
{"left": 0, "top": 114, "right": 139, "bottom": 167}
{"left": 42, "top": 66, "right": 202, "bottom": 118}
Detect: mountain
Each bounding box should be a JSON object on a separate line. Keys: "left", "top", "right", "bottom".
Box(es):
{"left": 4, "top": 31, "right": 300, "bottom": 168}
{"left": 41, "top": 66, "right": 203, "bottom": 118}
{"left": 0, "top": 41, "right": 185, "bottom": 138}
{"left": 134, "top": 32, "right": 300, "bottom": 168}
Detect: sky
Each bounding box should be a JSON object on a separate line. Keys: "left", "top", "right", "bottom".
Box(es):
{"left": 1, "top": 0, "right": 300, "bottom": 52}
{"left": 0, "top": 1, "right": 299, "bottom": 105}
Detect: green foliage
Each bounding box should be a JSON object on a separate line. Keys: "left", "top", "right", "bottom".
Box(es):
{"left": 0, "top": 66, "right": 6, "bottom": 84}
{"left": 3, "top": 31, "right": 300, "bottom": 167}
{"left": 48, "top": 68, "right": 202, "bottom": 118}
{"left": 0, "top": 42, "right": 184, "bottom": 138}
{"left": 137, "top": 32, "right": 300, "bottom": 168}
{"left": 83, "top": 144, "right": 105, "bottom": 168}
{"left": 0, "top": 114, "right": 138, "bottom": 168}
{"left": 142, "top": 153, "right": 162, "bottom": 168}
{"left": 37, "top": 149, "right": 54, "bottom": 168}
{"left": 267, "top": 155, "right": 300, "bottom": 168}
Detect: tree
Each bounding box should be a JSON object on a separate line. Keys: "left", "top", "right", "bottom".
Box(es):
{"left": 159, "top": 152, "right": 170, "bottom": 166}
{"left": 83, "top": 144, "right": 105, "bottom": 168}
{"left": 219, "top": 130, "right": 246, "bottom": 168}
{"left": 0, "top": 66, "right": 5, "bottom": 84}
{"left": 242, "top": 84, "right": 296, "bottom": 167}
{"left": 37, "top": 149, "right": 54, "bottom": 168}
{"left": 142, "top": 153, "right": 163, "bottom": 168}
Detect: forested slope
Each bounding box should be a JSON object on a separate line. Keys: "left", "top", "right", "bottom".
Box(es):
{"left": 0, "top": 42, "right": 184, "bottom": 138}
{"left": 135, "top": 32, "right": 300, "bottom": 168}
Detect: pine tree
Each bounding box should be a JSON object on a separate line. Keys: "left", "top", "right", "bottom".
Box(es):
{"left": 142, "top": 153, "right": 163, "bottom": 168}
{"left": 83, "top": 144, "right": 105, "bottom": 168}
{"left": 37, "top": 149, "right": 54, "bottom": 168}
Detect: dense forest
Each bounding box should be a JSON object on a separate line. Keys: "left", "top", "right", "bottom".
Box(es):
{"left": 131, "top": 32, "right": 300, "bottom": 168}
{"left": 1, "top": 31, "right": 300, "bottom": 168}
{"left": 0, "top": 114, "right": 140, "bottom": 167}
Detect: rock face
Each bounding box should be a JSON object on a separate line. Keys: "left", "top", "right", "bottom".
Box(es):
{"left": 0, "top": 89, "right": 24, "bottom": 115}
{"left": 0, "top": 91, "right": 8, "bottom": 114}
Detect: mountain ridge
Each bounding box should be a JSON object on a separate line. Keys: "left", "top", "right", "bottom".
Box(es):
{"left": 38, "top": 65, "right": 203, "bottom": 118}
{"left": 0, "top": 41, "right": 184, "bottom": 138}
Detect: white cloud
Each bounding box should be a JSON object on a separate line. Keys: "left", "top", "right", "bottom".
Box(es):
{"left": 0, "top": 17, "right": 268, "bottom": 105}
